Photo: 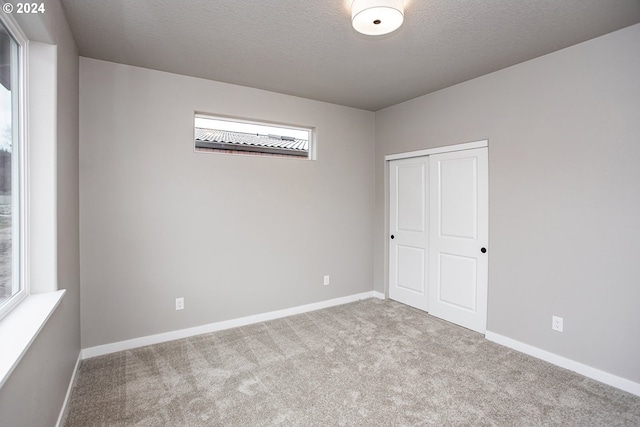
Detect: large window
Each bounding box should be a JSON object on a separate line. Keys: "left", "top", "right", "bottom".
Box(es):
{"left": 195, "top": 114, "right": 314, "bottom": 160}
{"left": 0, "top": 19, "right": 25, "bottom": 319}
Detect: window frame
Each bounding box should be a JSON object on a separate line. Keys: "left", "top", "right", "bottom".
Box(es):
{"left": 0, "top": 12, "right": 29, "bottom": 321}
{"left": 0, "top": 12, "right": 66, "bottom": 391}
{"left": 194, "top": 113, "right": 316, "bottom": 160}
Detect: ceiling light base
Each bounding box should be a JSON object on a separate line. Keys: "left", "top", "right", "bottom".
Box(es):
{"left": 352, "top": 0, "right": 404, "bottom": 36}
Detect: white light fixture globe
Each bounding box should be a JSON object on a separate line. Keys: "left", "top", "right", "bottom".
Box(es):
{"left": 352, "top": 0, "right": 404, "bottom": 36}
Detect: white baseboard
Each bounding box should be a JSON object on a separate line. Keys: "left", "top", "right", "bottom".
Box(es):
{"left": 56, "top": 351, "right": 82, "bottom": 427}
{"left": 82, "top": 291, "right": 385, "bottom": 359}
{"left": 371, "top": 290, "right": 385, "bottom": 300}
{"left": 485, "top": 331, "right": 640, "bottom": 397}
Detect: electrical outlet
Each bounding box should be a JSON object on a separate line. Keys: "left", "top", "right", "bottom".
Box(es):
{"left": 175, "top": 297, "right": 184, "bottom": 311}
{"left": 552, "top": 315, "right": 563, "bottom": 332}
{"left": 323, "top": 275, "right": 330, "bottom": 286}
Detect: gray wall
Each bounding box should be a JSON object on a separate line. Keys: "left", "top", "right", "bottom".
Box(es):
{"left": 374, "top": 24, "right": 640, "bottom": 383}
{"left": 79, "top": 58, "right": 375, "bottom": 348}
{"left": 0, "top": 1, "right": 80, "bottom": 426}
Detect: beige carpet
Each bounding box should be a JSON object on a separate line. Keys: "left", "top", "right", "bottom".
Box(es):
{"left": 64, "top": 298, "right": 640, "bottom": 426}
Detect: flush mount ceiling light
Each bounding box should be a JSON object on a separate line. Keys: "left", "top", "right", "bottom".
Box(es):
{"left": 352, "top": 0, "right": 404, "bottom": 36}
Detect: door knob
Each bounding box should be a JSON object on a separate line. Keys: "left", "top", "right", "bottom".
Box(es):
{"left": 390, "top": 235, "right": 395, "bottom": 239}
{"left": 481, "top": 247, "right": 487, "bottom": 253}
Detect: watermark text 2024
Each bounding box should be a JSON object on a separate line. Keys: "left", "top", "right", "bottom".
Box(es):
{"left": 2, "top": 3, "right": 46, "bottom": 14}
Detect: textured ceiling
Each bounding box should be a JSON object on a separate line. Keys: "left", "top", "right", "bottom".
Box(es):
{"left": 60, "top": 0, "right": 640, "bottom": 111}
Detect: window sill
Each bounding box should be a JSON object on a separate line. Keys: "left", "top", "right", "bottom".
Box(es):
{"left": 0, "top": 290, "right": 65, "bottom": 389}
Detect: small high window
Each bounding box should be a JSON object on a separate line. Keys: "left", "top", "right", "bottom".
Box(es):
{"left": 194, "top": 114, "right": 314, "bottom": 159}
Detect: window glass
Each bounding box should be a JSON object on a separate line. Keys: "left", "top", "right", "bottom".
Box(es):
{"left": 0, "top": 21, "right": 21, "bottom": 313}
{"left": 195, "top": 114, "right": 314, "bottom": 159}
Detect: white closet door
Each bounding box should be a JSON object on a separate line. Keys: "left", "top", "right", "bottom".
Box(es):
{"left": 428, "top": 147, "right": 488, "bottom": 333}
{"left": 388, "top": 156, "right": 429, "bottom": 311}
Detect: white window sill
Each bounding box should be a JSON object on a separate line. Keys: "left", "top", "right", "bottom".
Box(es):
{"left": 0, "top": 290, "right": 65, "bottom": 389}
